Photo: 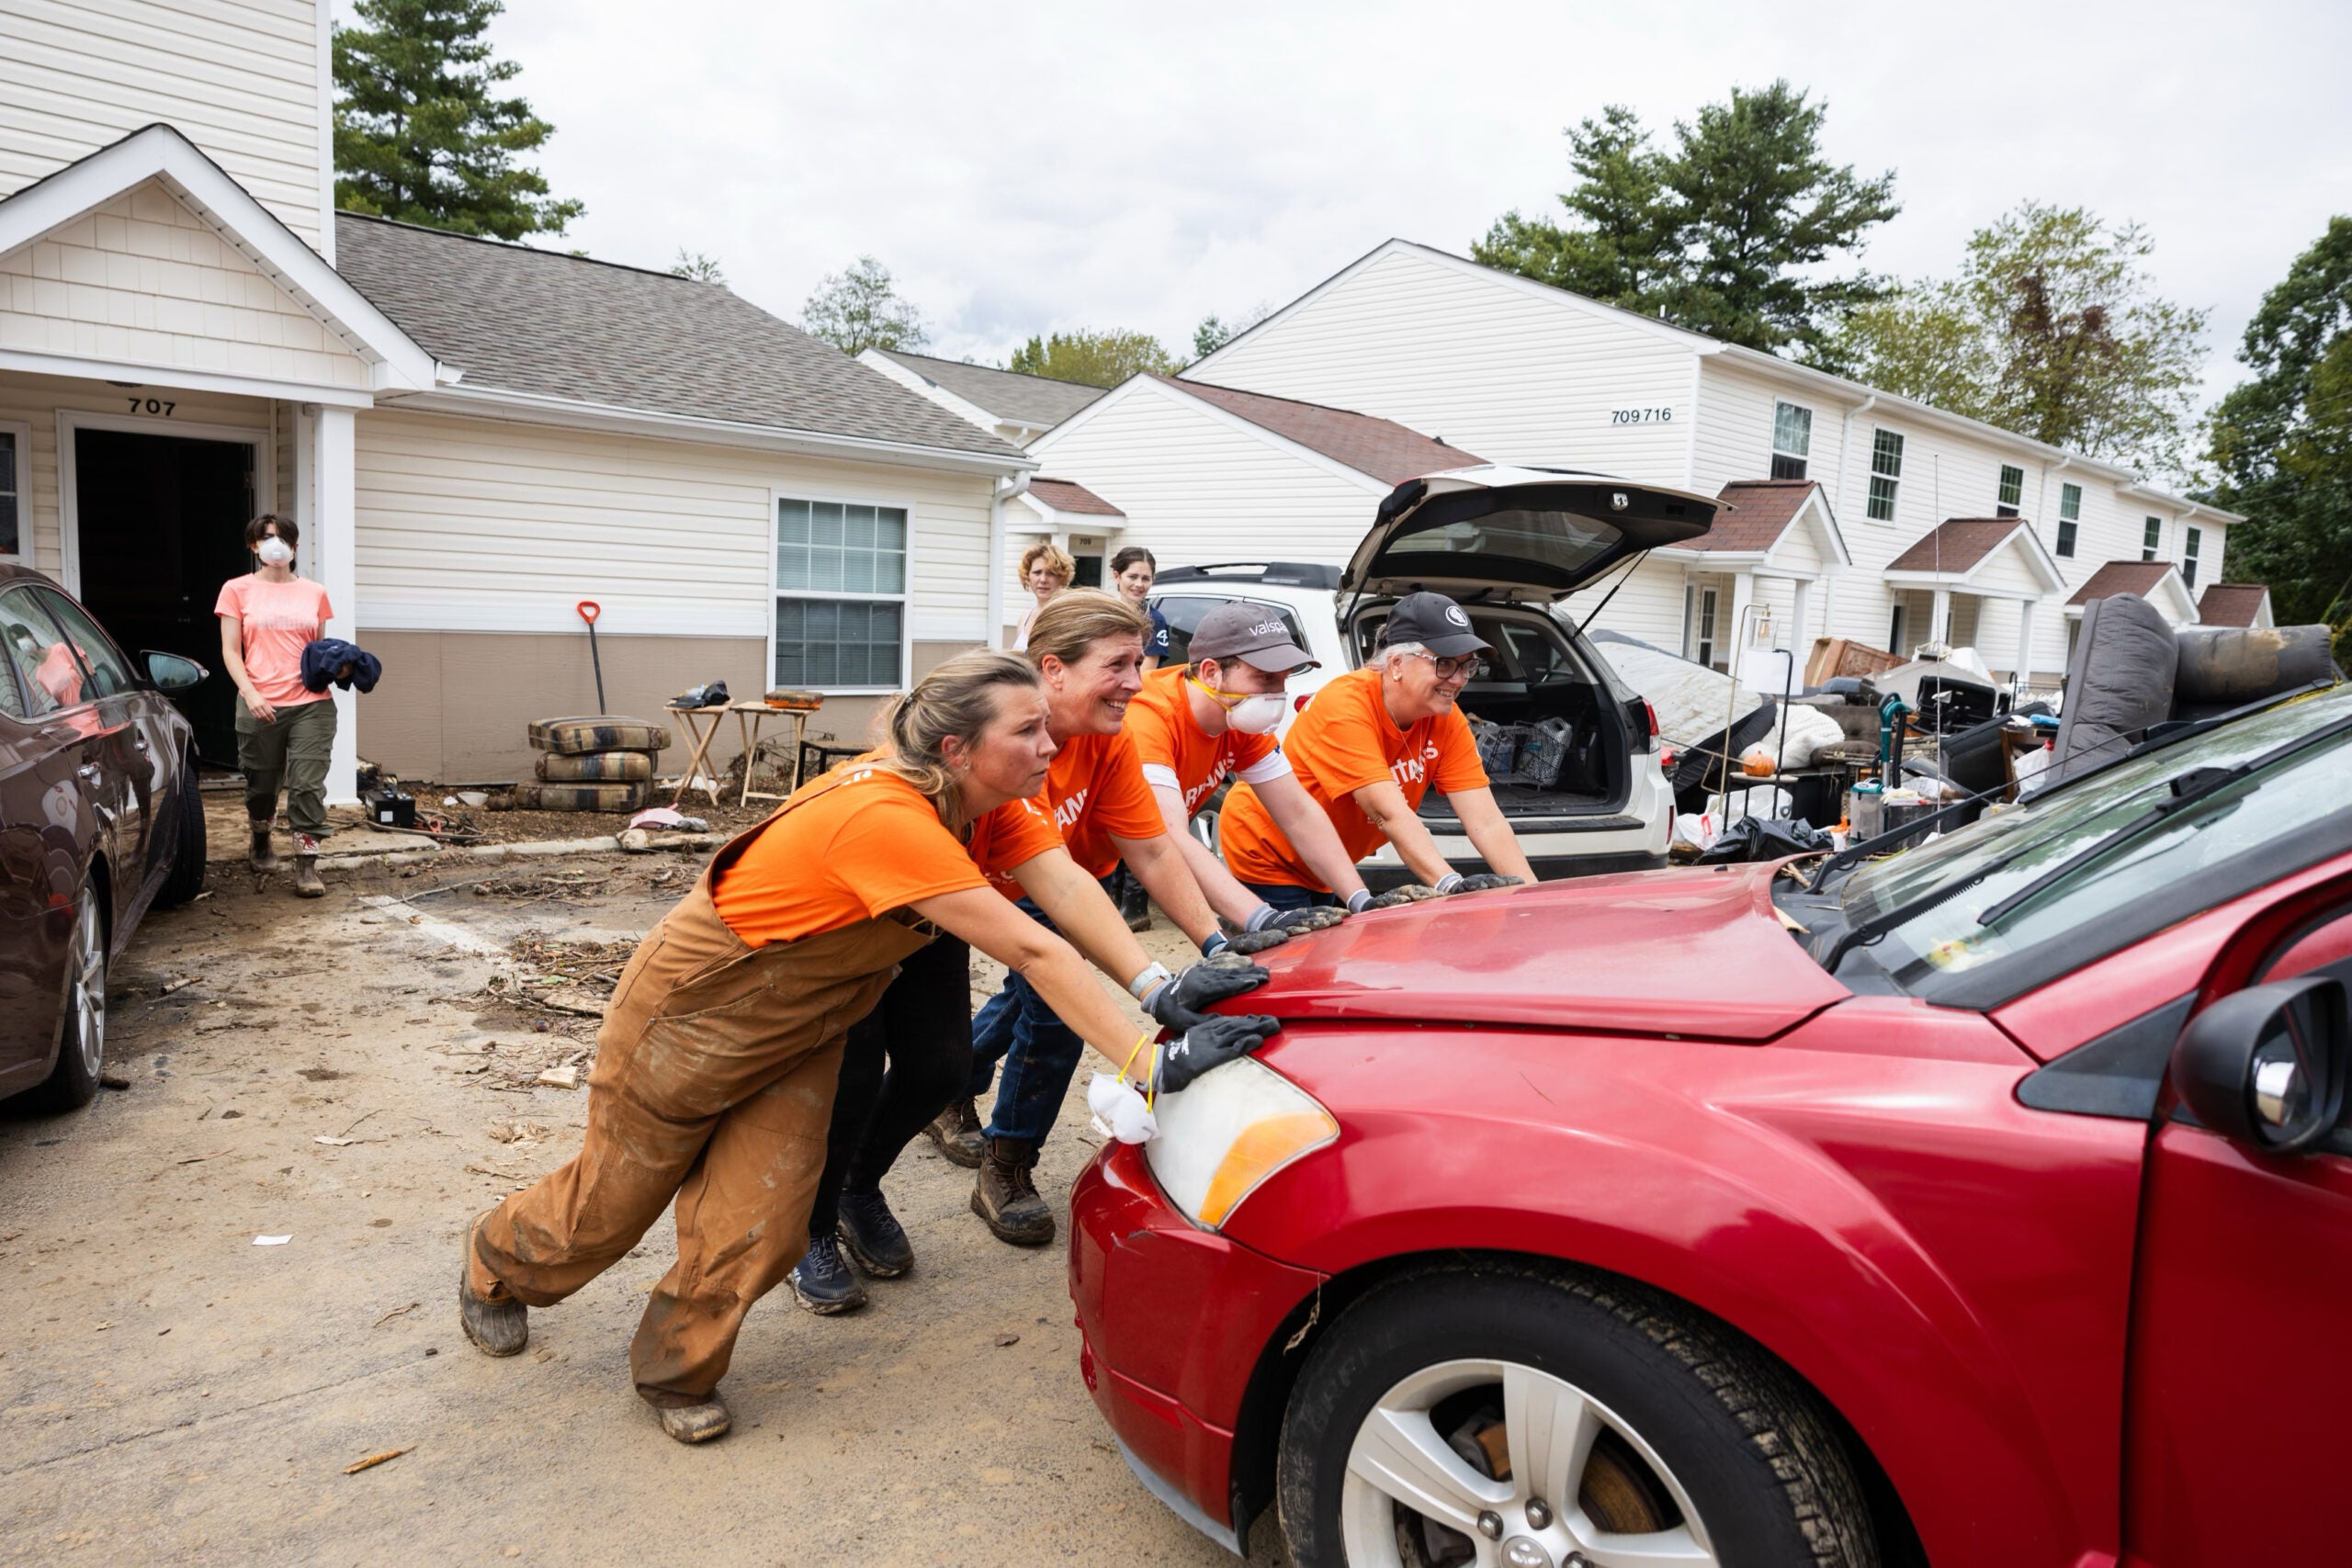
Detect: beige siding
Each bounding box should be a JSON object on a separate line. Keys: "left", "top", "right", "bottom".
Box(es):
{"left": 1196, "top": 246, "right": 1697, "bottom": 480}
{"left": 0, "top": 178, "right": 365, "bottom": 389}
{"left": 0, "top": 0, "right": 326, "bottom": 247}
{"left": 353, "top": 408, "right": 997, "bottom": 660}
{"left": 0, "top": 367, "right": 275, "bottom": 573}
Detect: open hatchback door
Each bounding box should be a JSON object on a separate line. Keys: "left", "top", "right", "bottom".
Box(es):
{"left": 1340, "top": 466, "right": 1723, "bottom": 604}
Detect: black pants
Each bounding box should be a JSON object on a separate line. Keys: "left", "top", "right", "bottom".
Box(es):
{"left": 808, "top": 934, "right": 973, "bottom": 1238}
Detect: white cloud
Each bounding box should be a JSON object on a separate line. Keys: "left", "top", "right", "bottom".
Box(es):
{"left": 492, "top": 0, "right": 2351, "bottom": 412}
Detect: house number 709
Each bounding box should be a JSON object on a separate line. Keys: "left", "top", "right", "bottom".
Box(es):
{"left": 128, "top": 397, "right": 175, "bottom": 416}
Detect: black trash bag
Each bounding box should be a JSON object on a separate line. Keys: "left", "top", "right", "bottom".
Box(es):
{"left": 1696, "top": 815, "right": 1833, "bottom": 864}
{"left": 673, "top": 680, "right": 730, "bottom": 708}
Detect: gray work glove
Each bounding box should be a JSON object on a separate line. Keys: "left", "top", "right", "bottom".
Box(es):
{"left": 1201, "top": 928, "right": 1289, "bottom": 959}
{"left": 1144, "top": 959, "right": 1272, "bottom": 1032}
{"left": 1442, "top": 873, "right": 1526, "bottom": 894}
{"left": 1364, "top": 884, "right": 1442, "bottom": 908}
{"left": 1158, "top": 1013, "right": 1283, "bottom": 1094}
{"left": 1251, "top": 903, "right": 1347, "bottom": 936}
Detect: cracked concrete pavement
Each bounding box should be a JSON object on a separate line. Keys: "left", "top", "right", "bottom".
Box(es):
{"left": 0, "top": 847, "right": 1273, "bottom": 1565}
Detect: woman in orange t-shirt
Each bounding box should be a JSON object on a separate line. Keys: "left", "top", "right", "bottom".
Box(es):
{"left": 461, "top": 652, "right": 1279, "bottom": 1441}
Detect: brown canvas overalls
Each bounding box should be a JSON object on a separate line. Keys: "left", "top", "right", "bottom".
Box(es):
{"left": 469, "top": 775, "right": 934, "bottom": 1407}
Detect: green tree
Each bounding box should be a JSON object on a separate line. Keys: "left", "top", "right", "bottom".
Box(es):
{"left": 1191, "top": 303, "right": 1272, "bottom": 360}
{"left": 1837, "top": 203, "right": 2210, "bottom": 473}
{"left": 1006, "top": 330, "right": 1178, "bottom": 387}
{"left": 670, "top": 249, "right": 724, "bottom": 285}
{"left": 2204, "top": 218, "right": 2352, "bottom": 654}
{"left": 1475, "top": 83, "right": 1897, "bottom": 360}
{"left": 800, "top": 256, "right": 928, "bottom": 355}
{"left": 333, "top": 0, "right": 582, "bottom": 240}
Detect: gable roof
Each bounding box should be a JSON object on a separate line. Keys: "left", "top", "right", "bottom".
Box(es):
{"left": 1689, "top": 479, "right": 1849, "bottom": 558}
{"left": 2197, "top": 581, "right": 2273, "bottom": 627}
{"left": 873, "top": 350, "right": 1104, "bottom": 429}
{"left": 334, "top": 215, "right": 1022, "bottom": 461}
{"left": 2066, "top": 559, "right": 2189, "bottom": 607}
{"left": 1164, "top": 378, "right": 1479, "bottom": 485}
{"left": 1887, "top": 519, "right": 2031, "bottom": 575}
{"left": 1025, "top": 477, "right": 1124, "bottom": 517}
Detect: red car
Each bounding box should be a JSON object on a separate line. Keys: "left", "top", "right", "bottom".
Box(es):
{"left": 1071, "top": 679, "right": 2352, "bottom": 1568}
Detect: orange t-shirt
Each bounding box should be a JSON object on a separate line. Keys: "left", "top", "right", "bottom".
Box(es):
{"left": 1121, "top": 665, "right": 1285, "bottom": 820}
{"left": 988, "top": 729, "right": 1163, "bottom": 893}
{"left": 213, "top": 574, "right": 334, "bottom": 708}
{"left": 713, "top": 761, "right": 1063, "bottom": 946}
{"left": 1220, "top": 665, "right": 1488, "bottom": 890}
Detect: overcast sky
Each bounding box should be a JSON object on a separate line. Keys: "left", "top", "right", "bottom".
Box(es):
{"left": 491, "top": 0, "right": 2349, "bottom": 426}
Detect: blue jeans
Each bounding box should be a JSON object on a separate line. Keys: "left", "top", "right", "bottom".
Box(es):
{"left": 967, "top": 885, "right": 1115, "bottom": 1144}
{"left": 1245, "top": 881, "right": 1340, "bottom": 914}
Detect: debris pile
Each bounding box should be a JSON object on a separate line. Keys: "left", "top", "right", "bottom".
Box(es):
{"left": 502, "top": 716, "right": 673, "bottom": 813}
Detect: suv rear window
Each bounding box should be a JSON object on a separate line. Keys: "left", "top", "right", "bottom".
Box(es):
{"left": 1154, "top": 595, "right": 1306, "bottom": 666}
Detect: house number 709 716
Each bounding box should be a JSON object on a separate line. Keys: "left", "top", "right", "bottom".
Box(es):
{"left": 1609, "top": 407, "right": 1672, "bottom": 423}
{"left": 128, "top": 397, "right": 176, "bottom": 416}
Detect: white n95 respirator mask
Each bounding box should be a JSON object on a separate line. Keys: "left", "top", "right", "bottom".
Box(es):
{"left": 255, "top": 537, "right": 294, "bottom": 565}
{"left": 1088, "top": 1073, "right": 1159, "bottom": 1144}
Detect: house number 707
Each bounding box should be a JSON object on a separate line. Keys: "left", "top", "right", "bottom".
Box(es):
{"left": 128, "top": 397, "right": 176, "bottom": 416}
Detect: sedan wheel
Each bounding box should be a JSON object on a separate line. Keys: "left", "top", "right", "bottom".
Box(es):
{"left": 1342, "top": 1358, "right": 1712, "bottom": 1567}
{"left": 27, "top": 877, "right": 107, "bottom": 1111}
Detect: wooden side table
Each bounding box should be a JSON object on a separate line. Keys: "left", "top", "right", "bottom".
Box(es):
{"left": 665, "top": 705, "right": 729, "bottom": 807}
{"left": 730, "top": 701, "right": 815, "bottom": 807}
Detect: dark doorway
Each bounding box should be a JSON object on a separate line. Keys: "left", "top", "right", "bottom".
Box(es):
{"left": 73, "top": 428, "right": 257, "bottom": 765}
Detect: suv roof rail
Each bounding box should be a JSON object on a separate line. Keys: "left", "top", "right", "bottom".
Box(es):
{"left": 1156, "top": 561, "right": 1341, "bottom": 591}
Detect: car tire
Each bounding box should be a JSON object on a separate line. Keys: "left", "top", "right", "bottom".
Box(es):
{"left": 154, "top": 750, "right": 207, "bottom": 908}
{"left": 1277, "top": 1261, "right": 1877, "bottom": 1568}
{"left": 26, "top": 876, "right": 107, "bottom": 1113}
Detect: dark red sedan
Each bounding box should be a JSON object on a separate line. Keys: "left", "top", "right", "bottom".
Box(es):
{"left": 1071, "top": 680, "right": 2352, "bottom": 1568}
{"left": 0, "top": 564, "right": 208, "bottom": 1112}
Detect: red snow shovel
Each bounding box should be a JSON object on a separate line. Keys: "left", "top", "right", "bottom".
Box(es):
{"left": 577, "top": 601, "right": 607, "bottom": 712}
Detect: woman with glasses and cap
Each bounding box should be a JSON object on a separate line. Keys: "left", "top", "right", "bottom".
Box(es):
{"left": 1220, "top": 592, "right": 1534, "bottom": 907}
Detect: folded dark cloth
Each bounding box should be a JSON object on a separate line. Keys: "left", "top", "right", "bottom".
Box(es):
{"left": 300, "top": 637, "right": 382, "bottom": 694}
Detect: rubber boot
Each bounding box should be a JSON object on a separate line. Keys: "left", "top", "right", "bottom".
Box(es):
{"left": 971, "top": 1135, "right": 1055, "bottom": 1247}
{"left": 922, "top": 1097, "right": 985, "bottom": 1168}
{"left": 248, "top": 819, "right": 284, "bottom": 874}
{"left": 1118, "top": 869, "right": 1152, "bottom": 932}
{"left": 658, "top": 1389, "right": 731, "bottom": 1445}
{"left": 293, "top": 835, "right": 325, "bottom": 898}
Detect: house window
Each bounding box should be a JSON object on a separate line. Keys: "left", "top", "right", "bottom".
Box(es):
{"left": 773, "top": 496, "right": 908, "bottom": 689}
{"left": 1770, "top": 401, "right": 1812, "bottom": 481}
{"left": 1996, "top": 464, "right": 2023, "bottom": 518}
{"left": 0, "top": 428, "right": 20, "bottom": 558}
{"left": 1867, "top": 429, "right": 1904, "bottom": 522}
{"left": 2056, "top": 483, "right": 2081, "bottom": 558}
{"left": 2142, "top": 516, "right": 2163, "bottom": 562}
{"left": 2183, "top": 526, "right": 2201, "bottom": 587}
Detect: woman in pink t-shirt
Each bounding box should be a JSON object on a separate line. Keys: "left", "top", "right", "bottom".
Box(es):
{"left": 215, "top": 513, "right": 335, "bottom": 897}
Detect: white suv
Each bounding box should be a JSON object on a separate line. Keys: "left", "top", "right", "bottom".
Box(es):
{"left": 1150, "top": 465, "right": 1721, "bottom": 884}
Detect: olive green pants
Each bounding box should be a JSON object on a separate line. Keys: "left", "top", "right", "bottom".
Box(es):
{"left": 235, "top": 694, "right": 336, "bottom": 839}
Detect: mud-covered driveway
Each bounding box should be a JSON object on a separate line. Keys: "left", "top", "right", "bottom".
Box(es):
{"left": 0, "top": 852, "right": 1262, "bottom": 1565}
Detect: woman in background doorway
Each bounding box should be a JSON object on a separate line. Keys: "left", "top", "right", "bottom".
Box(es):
{"left": 1012, "top": 541, "right": 1074, "bottom": 652}
{"left": 216, "top": 513, "right": 335, "bottom": 897}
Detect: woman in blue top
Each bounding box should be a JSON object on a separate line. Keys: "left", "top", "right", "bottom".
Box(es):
{"left": 1109, "top": 546, "right": 1171, "bottom": 929}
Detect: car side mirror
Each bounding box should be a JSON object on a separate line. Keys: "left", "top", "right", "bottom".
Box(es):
{"left": 2171, "top": 976, "right": 2347, "bottom": 1155}
{"left": 143, "top": 651, "right": 208, "bottom": 694}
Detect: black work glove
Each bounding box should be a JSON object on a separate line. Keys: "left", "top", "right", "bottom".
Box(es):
{"left": 1446, "top": 873, "right": 1526, "bottom": 893}
{"left": 1201, "top": 928, "right": 1289, "bottom": 959}
{"left": 1158, "top": 1013, "right": 1282, "bottom": 1094}
{"left": 1144, "top": 959, "right": 1272, "bottom": 1032}
{"left": 1365, "top": 884, "right": 1442, "bottom": 908}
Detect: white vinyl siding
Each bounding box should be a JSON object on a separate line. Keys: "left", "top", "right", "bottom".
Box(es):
{"left": 1188, "top": 245, "right": 1695, "bottom": 480}
{"left": 352, "top": 409, "right": 996, "bottom": 651}
{"left": 0, "top": 0, "right": 328, "bottom": 247}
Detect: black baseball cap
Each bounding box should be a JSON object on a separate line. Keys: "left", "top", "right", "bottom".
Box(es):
{"left": 1381, "top": 592, "right": 1491, "bottom": 659}
{"left": 1189, "top": 602, "right": 1319, "bottom": 671}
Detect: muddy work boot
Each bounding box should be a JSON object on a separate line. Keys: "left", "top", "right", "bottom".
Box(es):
{"left": 923, "top": 1097, "right": 986, "bottom": 1168}
{"left": 836, "top": 1189, "right": 913, "bottom": 1278}
{"left": 971, "top": 1136, "right": 1055, "bottom": 1247}
{"left": 457, "top": 1223, "right": 528, "bottom": 1357}
{"left": 658, "top": 1390, "right": 732, "bottom": 1445}
{"left": 292, "top": 835, "right": 325, "bottom": 898}
{"left": 247, "top": 819, "right": 284, "bottom": 874}
{"left": 788, "top": 1234, "right": 867, "bottom": 1315}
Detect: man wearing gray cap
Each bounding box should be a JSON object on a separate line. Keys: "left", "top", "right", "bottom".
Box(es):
{"left": 1121, "top": 601, "right": 1380, "bottom": 940}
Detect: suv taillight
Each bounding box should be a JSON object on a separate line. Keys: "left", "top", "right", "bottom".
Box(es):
{"left": 1644, "top": 701, "right": 1660, "bottom": 741}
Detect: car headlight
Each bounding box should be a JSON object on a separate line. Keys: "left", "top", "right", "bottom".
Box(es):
{"left": 1143, "top": 1055, "right": 1339, "bottom": 1230}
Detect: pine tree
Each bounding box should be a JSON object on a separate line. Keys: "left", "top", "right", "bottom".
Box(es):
{"left": 334, "top": 0, "right": 582, "bottom": 241}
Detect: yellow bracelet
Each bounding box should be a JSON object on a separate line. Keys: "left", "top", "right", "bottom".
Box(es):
{"left": 1118, "top": 1031, "right": 1150, "bottom": 1084}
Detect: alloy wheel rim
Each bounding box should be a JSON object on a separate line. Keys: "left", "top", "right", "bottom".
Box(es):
{"left": 71, "top": 893, "right": 104, "bottom": 1078}
{"left": 1340, "top": 1357, "right": 1717, "bottom": 1568}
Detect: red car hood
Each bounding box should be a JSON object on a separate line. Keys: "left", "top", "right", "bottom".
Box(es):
{"left": 1238, "top": 862, "right": 1849, "bottom": 1042}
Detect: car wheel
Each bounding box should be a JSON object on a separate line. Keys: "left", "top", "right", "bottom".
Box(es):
{"left": 1191, "top": 807, "right": 1220, "bottom": 856}
{"left": 1277, "top": 1263, "right": 1876, "bottom": 1568}
{"left": 28, "top": 878, "right": 107, "bottom": 1112}
{"left": 154, "top": 750, "right": 207, "bottom": 908}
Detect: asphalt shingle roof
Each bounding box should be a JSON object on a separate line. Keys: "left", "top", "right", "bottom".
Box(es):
{"left": 1027, "top": 478, "right": 1124, "bottom": 516}
{"left": 1695, "top": 479, "right": 1820, "bottom": 553}
{"left": 2067, "top": 559, "right": 2186, "bottom": 606}
{"left": 2196, "top": 582, "right": 2272, "bottom": 626}
{"left": 1167, "top": 378, "right": 1479, "bottom": 485}
{"left": 1885, "top": 519, "right": 2029, "bottom": 575}
{"left": 334, "top": 215, "right": 1021, "bottom": 460}
{"left": 873, "top": 350, "right": 1105, "bottom": 429}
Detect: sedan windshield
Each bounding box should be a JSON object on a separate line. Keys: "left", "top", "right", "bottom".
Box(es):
{"left": 1839, "top": 682, "right": 2352, "bottom": 987}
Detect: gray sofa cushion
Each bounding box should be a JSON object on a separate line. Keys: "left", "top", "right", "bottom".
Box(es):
{"left": 2173, "top": 624, "right": 2341, "bottom": 719}
{"left": 2052, "top": 593, "right": 2177, "bottom": 782}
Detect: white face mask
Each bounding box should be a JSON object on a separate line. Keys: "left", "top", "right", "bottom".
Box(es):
{"left": 255, "top": 537, "right": 294, "bottom": 565}
{"left": 1226, "top": 694, "right": 1288, "bottom": 734}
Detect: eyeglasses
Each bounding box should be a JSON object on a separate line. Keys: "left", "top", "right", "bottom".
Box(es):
{"left": 1408, "top": 650, "right": 1487, "bottom": 682}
